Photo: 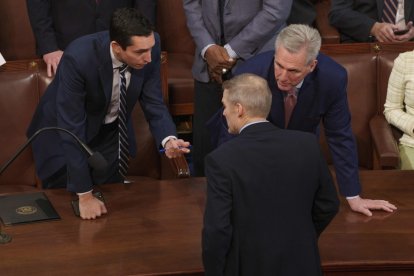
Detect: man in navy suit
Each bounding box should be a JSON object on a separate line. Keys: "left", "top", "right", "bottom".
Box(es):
{"left": 27, "top": 8, "right": 189, "bottom": 220}
{"left": 209, "top": 24, "right": 396, "bottom": 216}
{"left": 203, "top": 73, "right": 339, "bottom": 275}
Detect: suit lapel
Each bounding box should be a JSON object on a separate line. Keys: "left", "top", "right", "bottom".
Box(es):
{"left": 290, "top": 73, "right": 318, "bottom": 128}
{"left": 267, "top": 65, "right": 285, "bottom": 128}
{"left": 97, "top": 36, "right": 113, "bottom": 107}
{"left": 267, "top": 57, "right": 320, "bottom": 130}
{"left": 126, "top": 69, "right": 144, "bottom": 115}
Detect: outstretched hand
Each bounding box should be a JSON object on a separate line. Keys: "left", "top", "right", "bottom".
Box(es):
{"left": 347, "top": 196, "right": 397, "bottom": 216}
{"left": 164, "top": 138, "right": 191, "bottom": 158}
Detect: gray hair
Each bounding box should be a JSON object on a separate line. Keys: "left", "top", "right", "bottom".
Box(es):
{"left": 275, "top": 24, "right": 321, "bottom": 64}
{"left": 223, "top": 74, "right": 272, "bottom": 118}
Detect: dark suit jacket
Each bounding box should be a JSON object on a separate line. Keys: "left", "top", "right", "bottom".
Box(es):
{"left": 26, "top": 0, "right": 157, "bottom": 56}
{"left": 207, "top": 50, "right": 360, "bottom": 197}
{"left": 27, "top": 31, "right": 176, "bottom": 193}
{"left": 329, "top": 0, "right": 414, "bottom": 42}
{"left": 287, "top": 0, "right": 318, "bottom": 25}
{"left": 203, "top": 122, "right": 339, "bottom": 276}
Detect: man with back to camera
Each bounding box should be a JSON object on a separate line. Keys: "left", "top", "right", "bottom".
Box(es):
{"left": 208, "top": 24, "right": 397, "bottom": 216}
{"left": 203, "top": 73, "right": 339, "bottom": 275}
{"left": 27, "top": 8, "right": 190, "bottom": 220}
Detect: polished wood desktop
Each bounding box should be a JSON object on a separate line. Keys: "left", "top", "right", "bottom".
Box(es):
{"left": 0, "top": 177, "right": 205, "bottom": 276}
{"left": 320, "top": 170, "right": 414, "bottom": 276}
{"left": 0, "top": 170, "right": 413, "bottom": 275}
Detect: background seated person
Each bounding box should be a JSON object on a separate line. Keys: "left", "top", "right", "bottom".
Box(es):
{"left": 384, "top": 50, "right": 414, "bottom": 169}
{"left": 329, "top": 0, "right": 414, "bottom": 42}
{"left": 26, "top": 0, "right": 157, "bottom": 76}
{"left": 287, "top": 0, "right": 318, "bottom": 26}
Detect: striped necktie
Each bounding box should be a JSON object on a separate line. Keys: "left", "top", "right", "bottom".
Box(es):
{"left": 284, "top": 87, "right": 297, "bottom": 128}
{"left": 382, "top": 0, "right": 398, "bottom": 24}
{"left": 118, "top": 64, "right": 129, "bottom": 179}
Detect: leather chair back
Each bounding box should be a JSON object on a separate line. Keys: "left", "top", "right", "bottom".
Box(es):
{"left": 0, "top": 62, "right": 40, "bottom": 186}
{"left": 156, "top": 0, "right": 195, "bottom": 115}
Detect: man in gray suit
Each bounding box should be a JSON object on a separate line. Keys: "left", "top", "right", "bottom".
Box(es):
{"left": 183, "top": 0, "right": 293, "bottom": 176}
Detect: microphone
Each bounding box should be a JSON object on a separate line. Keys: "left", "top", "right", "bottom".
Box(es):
{"left": 0, "top": 127, "right": 108, "bottom": 175}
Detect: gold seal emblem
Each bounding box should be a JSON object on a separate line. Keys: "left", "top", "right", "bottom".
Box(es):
{"left": 15, "top": 206, "right": 37, "bottom": 215}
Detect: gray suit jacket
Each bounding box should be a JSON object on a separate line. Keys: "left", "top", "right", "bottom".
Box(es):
{"left": 183, "top": 0, "right": 292, "bottom": 82}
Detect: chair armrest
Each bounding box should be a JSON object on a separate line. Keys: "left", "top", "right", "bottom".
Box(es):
{"left": 369, "top": 115, "right": 400, "bottom": 169}
{"left": 315, "top": 0, "right": 340, "bottom": 44}
{"left": 161, "top": 154, "right": 191, "bottom": 179}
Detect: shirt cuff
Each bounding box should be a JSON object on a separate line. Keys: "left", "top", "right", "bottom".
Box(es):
{"left": 77, "top": 190, "right": 93, "bottom": 196}
{"left": 346, "top": 195, "right": 360, "bottom": 200}
{"left": 224, "top": 44, "right": 238, "bottom": 59}
{"left": 162, "top": 136, "right": 177, "bottom": 148}
{"left": 201, "top": 44, "right": 215, "bottom": 60}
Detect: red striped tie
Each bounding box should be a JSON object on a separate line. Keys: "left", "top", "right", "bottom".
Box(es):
{"left": 284, "top": 88, "right": 297, "bottom": 128}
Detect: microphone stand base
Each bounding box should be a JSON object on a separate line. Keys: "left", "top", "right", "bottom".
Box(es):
{"left": 0, "top": 232, "right": 12, "bottom": 244}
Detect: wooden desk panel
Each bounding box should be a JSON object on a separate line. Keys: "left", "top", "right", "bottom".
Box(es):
{"left": 0, "top": 171, "right": 414, "bottom": 275}
{"left": 320, "top": 170, "right": 414, "bottom": 275}
{"left": 0, "top": 177, "right": 206, "bottom": 276}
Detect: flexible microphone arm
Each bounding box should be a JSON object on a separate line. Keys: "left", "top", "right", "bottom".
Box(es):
{"left": 0, "top": 127, "right": 108, "bottom": 175}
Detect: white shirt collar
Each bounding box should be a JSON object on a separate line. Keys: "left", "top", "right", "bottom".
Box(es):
{"left": 110, "top": 43, "right": 123, "bottom": 69}
{"left": 239, "top": 120, "right": 268, "bottom": 133}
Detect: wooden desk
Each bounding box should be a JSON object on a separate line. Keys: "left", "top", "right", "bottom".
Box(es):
{"left": 0, "top": 170, "right": 413, "bottom": 275}
{"left": 320, "top": 170, "right": 414, "bottom": 275}
{"left": 0, "top": 177, "right": 206, "bottom": 276}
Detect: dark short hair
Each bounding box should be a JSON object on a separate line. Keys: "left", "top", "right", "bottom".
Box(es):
{"left": 110, "top": 7, "right": 154, "bottom": 50}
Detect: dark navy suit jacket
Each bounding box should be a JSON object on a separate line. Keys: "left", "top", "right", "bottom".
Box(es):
{"left": 203, "top": 122, "right": 339, "bottom": 275}
{"left": 27, "top": 31, "right": 176, "bottom": 193}
{"left": 208, "top": 50, "right": 361, "bottom": 197}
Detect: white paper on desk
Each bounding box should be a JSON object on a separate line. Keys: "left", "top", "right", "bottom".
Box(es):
{"left": 0, "top": 52, "right": 5, "bottom": 66}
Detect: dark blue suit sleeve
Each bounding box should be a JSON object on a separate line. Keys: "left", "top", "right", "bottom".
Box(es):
{"left": 138, "top": 33, "right": 177, "bottom": 146}
{"left": 56, "top": 55, "right": 93, "bottom": 193}
{"left": 322, "top": 71, "right": 361, "bottom": 197}
{"left": 203, "top": 154, "right": 233, "bottom": 276}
